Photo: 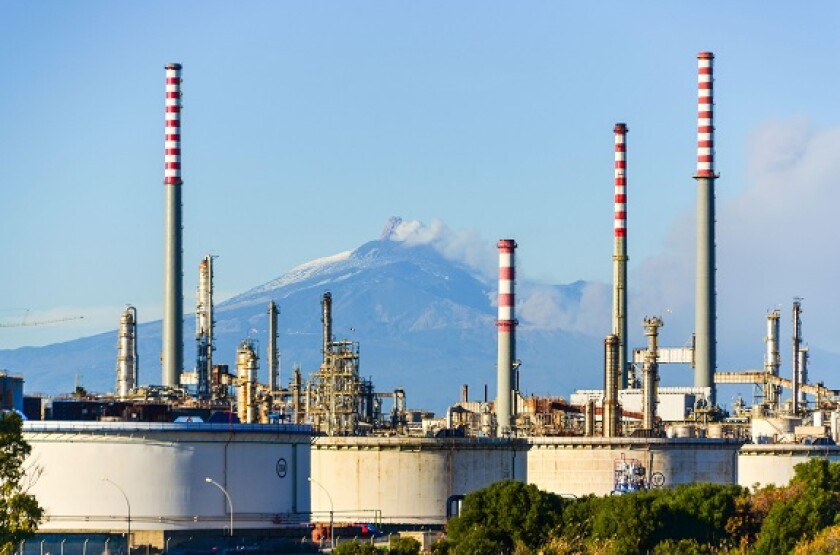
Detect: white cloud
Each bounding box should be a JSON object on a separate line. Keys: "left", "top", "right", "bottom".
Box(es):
{"left": 631, "top": 119, "right": 840, "bottom": 360}
{"left": 383, "top": 217, "right": 497, "bottom": 277}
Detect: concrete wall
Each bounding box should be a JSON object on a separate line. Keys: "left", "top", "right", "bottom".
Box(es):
{"left": 528, "top": 437, "right": 740, "bottom": 497}
{"left": 310, "top": 437, "right": 527, "bottom": 525}
{"left": 24, "top": 422, "right": 311, "bottom": 535}
{"left": 738, "top": 444, "right": 840, "bottom": 489}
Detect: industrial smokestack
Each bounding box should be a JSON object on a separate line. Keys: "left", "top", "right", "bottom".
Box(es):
{"left": 195, "top": 255, "right": 213, "bottom": 399}
{"left": 612, "top": 123, "right": 629, "bottom": 388}
{"left": 162, "top": 62, "right": 184, "bottom": 387}
{"left": 693, "top": 52, "right": 717, "bottom": 404}
{"left": 496, "top": 239, "right": 517, "bottom": 437}
{"left": 603, "top": 334, "right": 621, "bottom": 438}
{"left": 321, "top": 292, "right": 332, "bottom": 365}
{"left": 764, "top": 310, "right": 781, "bottom": 409}
{"left": 268, "top": 301, "right": 280, "bottom": 391}
{"left": 642, "top": 317, "right": 663, "bottom": 432}
{"left": 116, "top": 306, "right": 138, "bottom": 399}
{"left": 792, "top": 299, "right": 803, "bottom": 413}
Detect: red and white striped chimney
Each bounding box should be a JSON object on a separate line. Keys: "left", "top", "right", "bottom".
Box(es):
{"left": 162, "top": 63, "right": 184, "bottom": 387}
{"left": 693, "top": 52, "right": 717, "bottom": 404}
{"left": 612, "top": 123, "right": 629, "bottom": 388}
{"left": 496, "top": 239, "right": 516, "bottom": 437}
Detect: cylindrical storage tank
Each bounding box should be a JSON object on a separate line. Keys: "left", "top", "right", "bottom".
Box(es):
{"left": 310, "top": 437, "right": 527, "bottom": 525}
{"left": 673, "top": 425, "right": 696, "bottom": 438}
{"left": 24, "top": 422, "right": 311, "bottom": 542}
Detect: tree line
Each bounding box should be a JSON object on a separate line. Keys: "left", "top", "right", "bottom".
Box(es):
{"left": 433, "top": 458, "right": 840, "bottom": 554}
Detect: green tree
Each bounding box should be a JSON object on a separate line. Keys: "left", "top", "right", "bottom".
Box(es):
{"left": 0, "top": 412, "right": 42, "bottom": 554}
{"left": 389, "top": 536, "right": 420, "bottom": 555}
{"left": 446, "top": 481, "right": 563, "bottom": 553}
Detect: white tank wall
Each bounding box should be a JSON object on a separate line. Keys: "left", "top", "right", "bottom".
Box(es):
{"left": 310, "top": 437, "right": 527, "bottom": 525}
{"left": 528, "top": 437, "right": 739, "bottom": 497}
{"left": 738, "top": 445, "right": 840, "bottom": 489}
{"left": 24, "top": 422, "right": 311, "bottom": 533}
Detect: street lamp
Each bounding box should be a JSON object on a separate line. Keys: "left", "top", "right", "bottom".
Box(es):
{"left": 103, "top": 478, "right": 131, "bottom": 552}
{"left": 204, "top": 477, "right": 234, "bottom": 537}
{"left": 308, "top": 477, "right": 334, "bottom": 548}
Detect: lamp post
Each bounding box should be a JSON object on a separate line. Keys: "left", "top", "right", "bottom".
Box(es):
{"left": 204, "top": 477, "right": 234, "bottom": 537}
{"left": 308, "top": 477, "right": 334, "bottom": 549}
{"left": 103, "top": 478, "right": 131, "bottom": 553}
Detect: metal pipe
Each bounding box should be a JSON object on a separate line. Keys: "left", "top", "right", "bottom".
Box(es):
{"left": 642, "top": 317, "right": 663, "bottom": 431}
{"left": 495, "top": 239, "right": 517, "bottom": 437}
{"left": 268, "top": 301, "right": 280, "bottom": 391}
{"left": 693, "top": 52, "right": 717, "bottom": 405}
{"left": 162, "top": 62, "right": 184, "bottom": 387}
{"left": 612, "top": 123, "right": 629, "bottom": 388}
{"left": 116, "top": 306, "right": 137, "bottom": 398}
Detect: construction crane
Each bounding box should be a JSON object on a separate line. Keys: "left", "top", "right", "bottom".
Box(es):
{"left": 0, "top": 310, "right": 84, "bottom": 328}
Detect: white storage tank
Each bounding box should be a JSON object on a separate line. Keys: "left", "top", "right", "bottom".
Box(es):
{"left": 310, "top": 437, "right": 527, "bottom": 525}
{"left": 24, "top": 421, "right": 311, "bottom": 543}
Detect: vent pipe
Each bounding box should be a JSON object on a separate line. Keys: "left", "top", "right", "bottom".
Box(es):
{"left": 162, "top": 62, "right": 184, "bottom": 387}
{"left": 693, "top": 52, "right": 718, "bottom": 404}
{"left": 612, "top": 123, "right": 629, "bottom": 388}
{"left": 495, "top": 239, "right": 517, "bottom": 437}
{"left": 116, "top": 306, "right": 138, "bottom": 398}
{"left": 268, "top": 301, "right": 280, "bottom": 391}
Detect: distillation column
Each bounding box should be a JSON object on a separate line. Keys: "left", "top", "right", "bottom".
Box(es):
{"left": 195, "top": 255, "right": 213, "bottom": 399}
{"left": 642, "top": 317, "right": 663, "bottom": 432}
{"left": 322, "top": 292, "right": 332, "bottom": 364}
{"left": 693, "top": 52, "right": 718, "bottom": 405}
{"left": 162, "top": 62, "right": 184, "bottom": 387}
{"left": 268, "top": 301, "right": 280, "bottom": 391}
{"left": 496, "top": 239, "right": 517, "bottom": 437}
{"left": 791, "top": 299, "right": 803, "bottom": 413}
{"left": 603, "top": 334, "right": 621, "bottom": 437}
{"left": 116, "top": 306, "right": 138, "bottom": 399}
{"left": 764, "top": 310, "right": 781, "bottom": 409}
{"left": 236, "top": 340, "right": 259, "bottom": 423}
{"left": 612, "top": 123, "right": 630, "bottom": 388}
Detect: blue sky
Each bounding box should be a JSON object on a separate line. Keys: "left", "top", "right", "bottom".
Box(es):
{"left": 1, "top": 2, "right": 838, "bottom": 358}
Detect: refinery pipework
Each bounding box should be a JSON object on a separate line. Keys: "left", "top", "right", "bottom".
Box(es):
{"left": 496, "top": 239, "right": 517, "bottom": 437}
{"left": 693, "top": 52, "right": 717, "bottom": 404}
{"left": 612, "top": 123, "right": 629, "bottom": 388}
{"left": 162, "top": 62, "right": 184, "bottom": 387}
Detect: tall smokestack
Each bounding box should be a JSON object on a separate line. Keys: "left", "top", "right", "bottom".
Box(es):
{"left": 496, "top": 239, "right": 517, "bottom": 437}
{"left": 693, "top": 52, "right": 717, "bottom": 404}
{"left": 321, "top": 292, "right": 332, "bottom": 365}
{"left": 268, "top": 301, "right": 280, "bottom": 391}
{"left": 195, "top": 255, "right": 213, "bottom": 399}
{"left": 612, "top": 123, "right": 629, "bottom": 388}
{"left": 764, "top": 310, "right": 781, "bottom": 409}
{"left": 162, "top": 63, "right": 184, "bottom": 387}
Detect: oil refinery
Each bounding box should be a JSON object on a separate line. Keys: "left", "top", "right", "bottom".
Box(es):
{"left": 5, "top": 52, "right": 840, "bottom": 550}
